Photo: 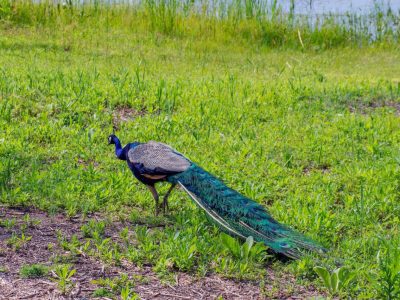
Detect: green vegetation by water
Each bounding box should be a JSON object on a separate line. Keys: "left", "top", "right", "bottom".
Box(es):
{"left": 0, "top": 1, "right": 399, "bottom": 298}
{"left": 1, "top": 0, "right": 400, "bottom": 49}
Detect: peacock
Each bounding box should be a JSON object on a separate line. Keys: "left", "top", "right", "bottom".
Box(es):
{"left": 108, "top": 134, "right": 326, "bottom": 259}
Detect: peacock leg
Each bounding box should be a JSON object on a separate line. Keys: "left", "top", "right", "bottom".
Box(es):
{"left": 147, "top": 185, "right": 160, "bottom": 216}
{"left": 162, "top": 183, "right": 176, "bottom": 214}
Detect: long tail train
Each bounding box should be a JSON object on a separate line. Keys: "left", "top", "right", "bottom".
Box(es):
{"left": 168, "top": 164, "right": 326, "bottom": 259}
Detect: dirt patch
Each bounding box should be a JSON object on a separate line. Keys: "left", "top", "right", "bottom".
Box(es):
{"left": 349, "top": 100, "right": 400, "bottom": 115}
{"left": 302, "top": 164, "right": 330, "bottom": 176}
{"left": 0, "top": 206, "right": 322, "bottom": 299}
{"left": 112, "top": 106, "right": 147, "bottom": 129}
{"left": 76, "top": 158, "right": 99, "bottom": 168}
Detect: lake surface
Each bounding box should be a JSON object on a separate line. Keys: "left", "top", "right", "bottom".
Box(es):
{"left": 278, "top": 0, "right": 399, "bottom": 14}
{"left": 57, "top": 0, "right": 400, "bottom": 16}
{"left": 98, "top": 0, "right": 400, "bottom": 15}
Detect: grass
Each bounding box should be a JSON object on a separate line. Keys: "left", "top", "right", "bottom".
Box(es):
{"left": 20, "top": 264, "right": 49, "bottom": 278}
{"left": 1, "top": 0, "right": 399, "bottom": 49}
{"left": 0, "top": 1, "right": 400, "bottom": 298}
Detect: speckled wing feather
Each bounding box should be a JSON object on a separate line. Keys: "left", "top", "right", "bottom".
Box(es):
{"left": 128, "top": 141, "right": 191, "bottom": 175}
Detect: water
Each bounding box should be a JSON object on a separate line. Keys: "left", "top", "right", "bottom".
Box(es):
{"left": 279, "top": 0, "right": 400, "bottom": 15}
{"left": 46, "top": 0, "right": 400, "bottom": 39}
{"left": 272, "top": 0, "right": 399, "bottom": 40}
{"left": 61, "top": 0, "right": 400, "bottom": 15}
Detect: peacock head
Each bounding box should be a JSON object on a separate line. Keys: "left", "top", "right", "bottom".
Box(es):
{"left": 108, "top": 134, "right": 126, "bottom": 160}
{"left": 108, "top": 134, "right": 118, "bottom": 145}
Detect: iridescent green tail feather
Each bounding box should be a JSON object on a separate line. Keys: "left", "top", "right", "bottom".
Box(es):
{"left": 168, "top": 164, "right": 326, "bottom": 259}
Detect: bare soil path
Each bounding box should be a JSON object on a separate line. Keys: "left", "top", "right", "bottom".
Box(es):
{"left": 0, "top": 206, "right": 321, "bottom": 300}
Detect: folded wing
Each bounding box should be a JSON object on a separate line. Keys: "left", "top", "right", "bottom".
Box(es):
{"left": 128, "top": 141, "right": 191, "bottom": 175}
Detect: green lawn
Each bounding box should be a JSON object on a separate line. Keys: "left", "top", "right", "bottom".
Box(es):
{"left": 1, "top": 11, "right": 399, "bottom": 299}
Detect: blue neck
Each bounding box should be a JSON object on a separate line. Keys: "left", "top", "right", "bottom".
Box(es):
{"left": 114, "top": 138, "right": 126, "bottom": 160}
